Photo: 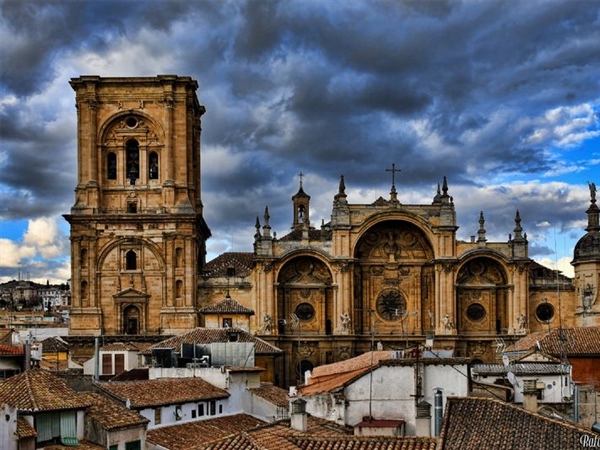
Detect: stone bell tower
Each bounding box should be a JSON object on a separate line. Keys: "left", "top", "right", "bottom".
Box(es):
{"left": 65, "top": 75, "right": 211, "bottom": 336}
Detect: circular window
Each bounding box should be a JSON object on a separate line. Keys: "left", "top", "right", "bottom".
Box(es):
{"left": 125, "top": 116, "right": 138, "bottom": 128}
{"left": 295, "top": 303, "right": 315, "bottom": 321}
{"left": 466, "top": 303, "right": 486, "bottom": 321}
{"left": 376, "top": 289, "right": 406, "bottom": 321}
{"left": 536, "top": 303, "right": 555, "bottom": 322}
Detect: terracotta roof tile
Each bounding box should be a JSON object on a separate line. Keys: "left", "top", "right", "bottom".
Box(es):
{"left": 143, "top": 327, "right": 282, "bottom": 355}
{"left": 0, "top": 369, "right": 91, "bottom": 412}
{"left": 146, "top": 413, "right": 267, "bottom": 450}
{"left": 248, "top": 383, "right": 290, "bottom": 408}
{"left": 42, "top": 442, "right": 105, "bottom": 450}
{"left": 472, "top": 362, "right": 571, "bottom": 375}
{"left": 96, "top": 377, "right": 229, "bottom": 408}
{"left": 82, "top": 392, "right": 149, "bottom": 430}
{"left": 16, "top": 417, "right": 36, "bottom": 438}
{"left": 0, "top": 343, "right": 24, "bottom": 356}
{"left": 292, "top": 436, "right": 438, "bottom": 450}
{"left": 203, "top": 252, "right": 255, "bottom": 277}
{"left": 100, "top": 342, "right": 143, "bottom": 352}
{"left": 203, "top": 415, "right": 352, "bottom": 450}
{"left": 504, "top": 327, "right": 600, "bottom": 355}
{"left": 199, "top": 295, "right": 255, "bottom": 315}
{"left": 40, "top": 337, "right": 69, "bottom": 353}
{"left": 438, "top": 396, "right": 597, "bottom": 450}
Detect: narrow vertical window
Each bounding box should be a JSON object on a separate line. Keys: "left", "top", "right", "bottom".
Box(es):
{"left": 80, "top": 248, "right": 88, "bottom": 269}
{"left": 149, "top": 151, "right": 159, "bottom": 179}
{"left": 126, "top": 140, "right": 140, "bottom": 184}
{"left": 107, "top": 152, "right": 117, "bottom": 179}
{"left": 126, "top": 250, "right": 137, "bottom": 270}
{"left": 175, "top": 247, "right": 183, "bottom": 268}
{"left": 176, "top": 280, "right": 183, "bottom": 298}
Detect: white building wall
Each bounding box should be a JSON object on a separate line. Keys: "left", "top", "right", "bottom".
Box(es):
{"left": 0, "top": 405, "right": 18, "bottom": 450}
{"left": 304, "top": 362, "right": 470, "bottom": 436}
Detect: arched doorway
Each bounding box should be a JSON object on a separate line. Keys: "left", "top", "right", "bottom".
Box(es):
{"left": 456, "top": 258, "right": 509, "bottom": 335}
{"left": 123, "top": 305, "right": 140, "bottom": 335}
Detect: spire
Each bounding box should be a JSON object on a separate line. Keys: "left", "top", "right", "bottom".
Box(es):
{"left": 513, "top": 210, "right": 523, "bottom": 239}
{"left": 477, "top": 211, "right": 487, "bottom": 243}
{"left": 262, "top": 206, "right": 272, "bottom": 238}
{"left": 292, "top": 173, "right": 310, "bottom": 230}
{"left": 432, "top": 183, "right": 442, "bottom": 204}
{"left": 334, "top": 174, "right": 348, "bottom": 206}
{"left": 254, "top": 216, "right": 261, "bottom": 239}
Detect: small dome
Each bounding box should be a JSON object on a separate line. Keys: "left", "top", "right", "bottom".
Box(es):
{"left": 573, "top": 231, "right": 600, "bottom": 262}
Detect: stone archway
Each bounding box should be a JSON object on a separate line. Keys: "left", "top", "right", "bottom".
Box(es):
{"left": 353, "top": 220, "right": 434, "bottom": 334}
{"left": 456, "top": 258, "right": 509, "bottom": 335}
{"left": 276, "top": 256, "right": 333, "bottom": 336}
{"left": 123, "top": 304, "right": 141, "bottom": 335}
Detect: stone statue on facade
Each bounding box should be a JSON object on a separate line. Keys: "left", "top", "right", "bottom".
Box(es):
{"left": 339, "top": 312, "right": 351, "bottom": 334}
{"left": 262, "top": 314, "right": 273, "bottom": 334}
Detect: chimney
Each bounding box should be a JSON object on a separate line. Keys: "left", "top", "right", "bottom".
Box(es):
{"left": 522, "top": 380, "right": 539, "bottom": 413}
{"left": 434, "top": 388, "right": 444, "bottom": 437}
{"left": 290, "top": 398, "right": 307, "bottom": 432}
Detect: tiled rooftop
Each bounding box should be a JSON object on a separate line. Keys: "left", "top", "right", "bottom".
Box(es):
{"left": 203, "top": 252, "right": 255, "bottom": 278}
{"left": 201, "top": 415, "right": 352, "bottom": 450}
{"left": 0, "top": 369, "right": 91, "bottom": 412}
{"left": 438, "top": 396, "right": 597, "bottom": 450}
{"left": 17, "top": 417, "right": 37, "bottom": 438}
{"left": 146, "top": 413, "right": 267, "bottom": 450}
{"left": 0, "top": 343, "right": 24, "bottom": 356}
{"left": 292, "top": 436, "right": 438, "bottom": 450}
{"left": 100, "top": 342, "right": 144, "bottom": 352}
{"left": 198, "top": 295, "right": 255, "bottom": 315}
{"left": 143, "top": 327, "right": 283, "bottom": 355}
{"left": 82, "top": 392, "right": 149, "bottom": 430}
{"left": 96, "top": 377, "right": 229, "bottom": 408}
{"left": 248, "top": 382, "right": 290, "bottom": 408}
{"left": 40, "top": 336, "right": 69, "bottom": 353}
{"left": 472, "top": 362, "right": 571, "bottom": 375}
{"left": 504, "top": 326, "right": 600, "bottom": 355}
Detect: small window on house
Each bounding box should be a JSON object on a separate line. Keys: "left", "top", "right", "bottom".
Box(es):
{"left": 191, "top": 410, "right": 197, "bottom": 419}
{"left": 126, "top": 250, "right": 137, "bottom": 270}
{"left": 226, "top": 267, "right": 235, "bottom": 277}
{"left": 219, "top": 404, "right": 223, "bottom": 414}
{"left": 102, "top": 354, "right": 112, "bottom": 375}
{"left": 115, "top": 353, "right": 125, "bottom": 375}
{"left": 210, "top": 401, "right": 216, "bottom": 416}
{"left": 107, "top": 152, "right": 117, "bottom": 180}
{"left": 222, "top": 318, "right": 233, "bottom": 328}
{"left": 125, "top": 441, "right": 141, "bottom": 450}
{"left": 154, "top": 409, "right": 161, "bottom": 425}
{"left": 109, "top": 445, "right": 118, "bottom": 450}
{"left": 198, "top": 404, "right": 204, "bottom": 416}
{"left": 175, "top": 406, "right": 183, "bottom": 421}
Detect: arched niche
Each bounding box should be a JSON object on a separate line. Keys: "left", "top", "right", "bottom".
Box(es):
{"left": 353, "top": 220, "right": 434, "bottom": 334}
{"left": 276, "top": 256, "right": 333, "bottom": 336}
{"left": 455, "top": 257, "right": 509, "bottom": 335}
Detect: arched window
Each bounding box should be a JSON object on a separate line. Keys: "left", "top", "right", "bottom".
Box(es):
{"left": 81, "top": 281, "right": 88, "bottom": 300}
{"left": 149, "top": 151, "right": 159, "bottom": 180}
{"left": 126, "top": 140, "right": 140, "bottom": 183}
{"left": 176, "top": 280, "right": 183, "bottom": 298}
{"left": 126, "top": 250, "right": 137, "bottom": 270}
{"left": 107, "top": 152, "right": 117, "bottom": 179}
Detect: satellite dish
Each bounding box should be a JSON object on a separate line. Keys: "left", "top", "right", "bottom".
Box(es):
{"left": 502, "top": 355, "right": 510, "bottom": 366}
{"left": 507, "top": 372, "right": 521, "bottom": 387}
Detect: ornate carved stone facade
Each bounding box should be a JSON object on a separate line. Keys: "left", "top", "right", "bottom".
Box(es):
{"left": 65, "top": 76, "right": 210, "bottom": 336}
{"left": 200, "top": 175, "right": 599, "bottom": 387}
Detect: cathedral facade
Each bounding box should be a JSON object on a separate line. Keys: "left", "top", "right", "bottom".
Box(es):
{"left": 66, "top": 76, "right": 598, "bottom": 388}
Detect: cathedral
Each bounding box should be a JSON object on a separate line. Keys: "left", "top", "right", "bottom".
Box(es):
{"left": 65, "top": 76, "right": 599, "bottom": 388}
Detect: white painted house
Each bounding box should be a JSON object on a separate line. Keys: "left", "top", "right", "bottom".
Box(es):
{"left": 298, "top": 351, "right": 470, "bottom": 436}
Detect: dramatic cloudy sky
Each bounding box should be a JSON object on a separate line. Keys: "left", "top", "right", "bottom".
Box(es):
{"left": 1, "top": 0, "right": 599, "bottom": 284}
